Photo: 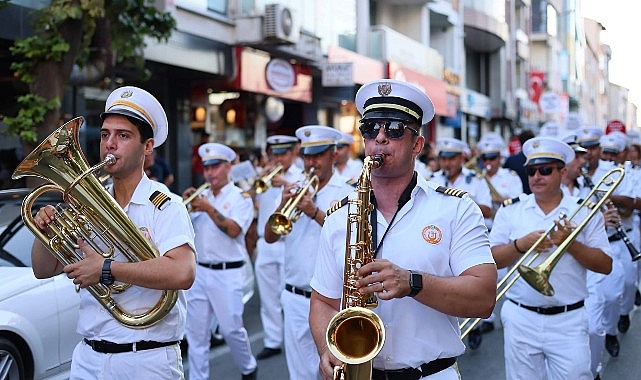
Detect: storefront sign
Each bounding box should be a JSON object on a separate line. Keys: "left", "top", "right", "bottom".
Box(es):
{"left": 265, "top": 58, "right": 296, "bottom": 93}
{"left": 322, "top": 62, "right": 353, "bottom": 87}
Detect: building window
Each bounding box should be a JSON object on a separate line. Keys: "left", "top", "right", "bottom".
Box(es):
{"left": 207, "top": 0, "right": 227, "bottom": 15}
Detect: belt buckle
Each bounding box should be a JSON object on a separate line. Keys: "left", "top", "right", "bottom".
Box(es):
{"left": 221, "top": 262, "right": 227, "bottom": 270}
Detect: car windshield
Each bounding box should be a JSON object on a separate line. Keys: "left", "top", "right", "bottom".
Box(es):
{"left": 0, "top": 201, "right": 35, "bottom": 268}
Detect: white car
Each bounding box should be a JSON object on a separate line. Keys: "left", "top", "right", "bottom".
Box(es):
{"left": 0, "top": 189, "right": 80, "bottom": 380}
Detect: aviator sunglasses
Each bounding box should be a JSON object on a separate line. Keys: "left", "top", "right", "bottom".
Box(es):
{"left": 526, "top": 165, "right": 562, "bottom": 177}
{"left": 359, "top": 120, "right": 419, "bottom": 140}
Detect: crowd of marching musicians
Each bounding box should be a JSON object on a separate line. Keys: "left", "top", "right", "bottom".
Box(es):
{"left": 38, "top": 80, "right": 641, "bottom": 380}
{"left": 182, "top": 85, "right": 641, "bottom": 379}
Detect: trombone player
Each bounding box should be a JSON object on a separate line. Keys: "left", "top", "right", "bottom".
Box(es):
{"left": 254, "top": 134, "right": 303, "bottom": 360}
{"left": 490, "top": 136, "right": 612, "bottom": 380}
{"left": 264, "top": 125, "right": 353, "bottom": 379}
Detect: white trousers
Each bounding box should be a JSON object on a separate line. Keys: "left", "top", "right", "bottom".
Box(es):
{"left": 70, "top": 339, "right": 184, "bottom": 380}
{"left": 186, "top": 265, "right": 256, "bottom": 379}
{"left": 501, "top": 300, "right": 592, "bottom": 380}
{"left": 255, "top": 238, "right": 285, "bottom": 348}
{"left": 600, "top": 240, "right": 627, "bottom": 334}
{"left": 281, "top": 289, "right": 320, "bottom": 380}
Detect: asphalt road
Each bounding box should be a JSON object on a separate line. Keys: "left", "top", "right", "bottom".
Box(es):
{"left": 185, "top": 285, "right": 641, "bottom": 379}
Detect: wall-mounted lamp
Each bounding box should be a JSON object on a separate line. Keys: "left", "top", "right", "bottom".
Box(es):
{"left": 226, "top": 109, "right": 236, "bottom": 125}
{"left": 194, "top": 106, "right": 206, "bottom": 122}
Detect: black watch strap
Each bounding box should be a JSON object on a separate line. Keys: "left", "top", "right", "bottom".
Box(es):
{"left": 408, "top": 270, "right": 423, "bottom": 297}
{"left": 100, "top": 259, "right": 115, "bottom": 286}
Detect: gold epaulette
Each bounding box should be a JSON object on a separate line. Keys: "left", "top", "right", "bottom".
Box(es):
{"left": 502, "top": 197, "right": 521, "bottom": 207}
{"left": 150, "top": 190, "right": 171, "bottom": 210}
{"left": 435, "top": 186, "right": 467, "bottom": 198}
{"left": 326, "top": 196, "right": 349, "bottom": 216}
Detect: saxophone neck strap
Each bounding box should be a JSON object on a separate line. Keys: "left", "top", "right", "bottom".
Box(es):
{"left": 371, "top": 171, "right": 418, "bottom": 257}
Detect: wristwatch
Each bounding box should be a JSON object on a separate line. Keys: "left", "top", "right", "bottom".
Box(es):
{"left": 100, "top": 259, "right": 115, "bottom": 286}
{"left": 408, "top": 270, "right": 423, "bottom": 297}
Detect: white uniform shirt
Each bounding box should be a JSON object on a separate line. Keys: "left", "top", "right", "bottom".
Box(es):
{"left": 280, "top": 172, "right": 353, "bottom": 290}
{"left": 311, "top": 175, "right": 493, "bottom": 370}
{"left": 489, "top": 193, "right": 611, "bottom": 306}
{"left": 77, "top": 174, "right": 196, "bottom": 343}
{"left": 337, "top": 158, "right": 363, "bottom": 183}
{"left": 489, "top": 167, "right": 523, "bottom": 198}
{"left": 430, "top": 168, "right": 492, "bottom": 209}
{"left": 190, "top": 181, "right": 254, "bottom": 263}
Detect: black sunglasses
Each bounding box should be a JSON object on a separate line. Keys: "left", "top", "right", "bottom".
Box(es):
{"left": 526, "top": 165, "right": 561, "bottom": 176}
{"left": 359, "top": 120, "right": 419, "bottom": 140}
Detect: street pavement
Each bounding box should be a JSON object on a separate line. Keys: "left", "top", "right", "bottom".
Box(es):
{"left": 186, "top": 286, "right": 641, "bottom": 379}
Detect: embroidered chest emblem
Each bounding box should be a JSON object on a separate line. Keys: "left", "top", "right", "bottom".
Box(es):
{"left": 139, "top": 226, "right": 152, "bottom": 242}
{"left": 422, "top": 225, "right": 442, "bottom": 244}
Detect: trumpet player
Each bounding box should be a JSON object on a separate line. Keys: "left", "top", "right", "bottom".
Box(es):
{"left": 310, "top": 79, "right": 496, "bottom": 380}
{"left": 183, "top": 142, "right": 257, "bottom": 380}
{"left": 490, "top": 136, "right": 612, "bottom": 380}
{"left": 31, "top": 87, "right": 197, "bottom": 379}
{"left": 264, "top": 125, "right": 353, "bottom": 379}
{"left": 254, "top": 135, "right": 302, "bottom": 360}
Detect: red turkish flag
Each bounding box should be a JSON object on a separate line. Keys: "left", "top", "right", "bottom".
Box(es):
{"left": 529, "top": 72, "right": 545, "bottom": 105}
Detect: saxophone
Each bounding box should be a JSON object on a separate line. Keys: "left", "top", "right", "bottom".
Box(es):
{"left": 326, "top": 154, "right": 386, "bottom": 380}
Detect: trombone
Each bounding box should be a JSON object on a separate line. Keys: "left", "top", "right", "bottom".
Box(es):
{"left": 459, "top": 167, "right": 624, "bottom": 338}
{"left": 183, "top": 182, "right": 211, "bottom": 213}
{"left": 254, "top": 164, "right": 283, "bottom": 194}
{"left": 268, "top": 168, "right": 319, "bottom": 235}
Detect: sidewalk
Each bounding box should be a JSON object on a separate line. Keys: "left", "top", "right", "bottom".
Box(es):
{"left": 601, "top": 304, "right": 641, "bottom": 379}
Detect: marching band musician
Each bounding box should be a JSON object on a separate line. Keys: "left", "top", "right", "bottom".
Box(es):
{"left": 264, "top": 125, "right": 353, "bottom": 379}
{"left": 309, "top": 79, "right": 496, "bottom": 380}
{"left": 490, "top": 136, "right": 612, "bottom": 380}
{"left": 577, "top": 129, "right": 637, "bottom": 359}
{"left": 254, "top": 135, "right": 303, "bottom": 360}
{"left": 334, "top": 131, "right": 363, "bottom": 183}
{"left": 30, "top": 86, "right": 197, "bottom": 379}
{"left": 183, "top": 142, "right": 257, "bottom": 380}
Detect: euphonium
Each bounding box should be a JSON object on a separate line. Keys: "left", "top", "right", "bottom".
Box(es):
{"left": 268, "top": 168, "right": 319, "bottom": 235}
{"left": 183, "top": 182, "right": 211, "bottom": 212}
{"left": 326, "top": 154, "right": 386, "bottom": 380}
{"left": 254, "top": 164, "right": 283, "bottom": 193}
{"left": 12, "top": 116, "right": 178, "bottom": 328}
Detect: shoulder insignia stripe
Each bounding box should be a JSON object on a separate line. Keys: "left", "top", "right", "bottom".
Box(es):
{"left": 502, "top": 197, "right": 521, "bottom": 207}
{"left": 150, "top": 190, "right": 170, "bottom": 211}
{"left": 435, "top": 186, "right": 467, "bottom": 198}
{"left": 346, "top": 178, "right": 358, "bottom": 187}
{"left": 327, "top": 196, "right": 349, "bottom": 216}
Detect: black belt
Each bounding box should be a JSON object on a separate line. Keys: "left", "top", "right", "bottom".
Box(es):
{"left": 608, "top": 229, "right": 633, "bottom": 242}
{"left": 285, "top": 283, "right": 312, "bottom": 298}
{"left": 84, "top": 339, "right": 179, "bottom": 354}
{"left": 372, "top": 357, "right": 457, "bottom": 380}
{"left": 509, "top": 299, "right": 584, "bottom": 315}
{"left": 198, "top": 260, "right": 245, "bottom": 270}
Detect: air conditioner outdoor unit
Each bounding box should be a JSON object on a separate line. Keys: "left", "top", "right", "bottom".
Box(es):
{"left": 263, "top": 3, "right": 299, "bottom": 44}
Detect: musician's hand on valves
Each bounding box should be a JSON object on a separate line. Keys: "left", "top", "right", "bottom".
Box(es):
{"left": 181, "top": 186, "right": 196, "bottom": 201}
{"left": 518, "top": 230, "right": 549, "bottom": 253}
{"left": 356, "top": 259, "right": 406, "bottom": 300}
{"left": 34, "top": 205, "right": 57, "bottom": 231}
{"left": 189, "top": 194, "right": 211, "bottom": 213}
{"left": 63, "top": 238, "right": 104, "bottom": 289}
{"left": 549, "top": 219, "right": 576, "bottom": 246}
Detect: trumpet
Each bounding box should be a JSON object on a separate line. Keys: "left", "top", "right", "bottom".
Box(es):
{"left": 581, "top": 167, "right": 641, "bottom": 261}
{"left": 268, "top": 168, "right": 319, "bottom": 235}
{"left": 183, "top": 182, "right": 211, "bottom": 212}
{"left": 459, "top": 167, "right": 624, "bottom": 338}
{"left": 254, "top": 164, "right": 283, "bottom": 193}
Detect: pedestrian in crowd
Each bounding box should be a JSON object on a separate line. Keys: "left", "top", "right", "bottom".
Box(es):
{"left": 264, "top": 125, "right": 353, "bottom": 379}
{"left": 183, "top": 142, "right": 257, "bottom": 380}
{"left": 503, "top": 129, "right": 535, "bottom": 194}
{"left": 253, "top": 135, "right": 303, "bottom": 360}
{"left": 334, "top": 131, "right": 363, "bottom": 183}
{"left": 30, "top": 86, "right": 197, "bottom": 379}
{"left": 149, "top": 149, "right": 175, "bottom": 187}
{"left": 309, "top": 79, "right": 496, "bottom": 380}
{"left": 490, "top": 136, "right": 612, "bottom": 380}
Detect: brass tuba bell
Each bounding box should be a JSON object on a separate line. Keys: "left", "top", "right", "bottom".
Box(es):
{"left": 12, "top": 116, "right": 178, "bottom": 328}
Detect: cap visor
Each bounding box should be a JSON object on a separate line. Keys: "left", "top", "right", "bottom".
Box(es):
{"left": 270, "top": 148, "right": 290, "bottom": 155}
{"left": 438, "top": 151, "right": 462, "bottom": 158}
{"left": 579, "top": 141, "right": 600, "bottom": 148}
{"left": 302, "top": 145, "right": 332, "bottom": 155}
{"left": 360, "top": 110, "right": 415, "bottom": 123}
{"left": 100, "top": 109, "right": 148, "bottom": 126}
{"left": 524, "top": 157, "right": 563, "bottom": 166}
{"left": 602, "top": 148, "right": 620, "bottom": 154}
{"left": 202, "top": 159, "right": 226, "bottom": 166}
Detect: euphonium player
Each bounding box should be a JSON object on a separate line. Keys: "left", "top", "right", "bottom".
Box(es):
{"left": 30, "top": 86, "right": 196, "bottom": 379}
{"left": 490, "top": 136, "right": 612, "bottom": 380}
{"left": 310, "top": 79, "right": 496, "bottom": 380}
{"left": 264, "top": 125, "right": 353, "bottom": 379}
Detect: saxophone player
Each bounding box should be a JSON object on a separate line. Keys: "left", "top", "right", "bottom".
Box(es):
{"left": 309, "top": 79, "right": 496, "bottom": 380}
{"left": 30, "top": 86, "right": 196, "bottom": 379}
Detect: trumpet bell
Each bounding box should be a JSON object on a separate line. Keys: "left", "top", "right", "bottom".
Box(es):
{"left": 326, "top": 306, "right": 386, "bottom": 365}
{"left": 517, "top": 265, "right": 554, "bottom": 296}
{"left": 268, "top": 212, "right": 292, "bottom": 235}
